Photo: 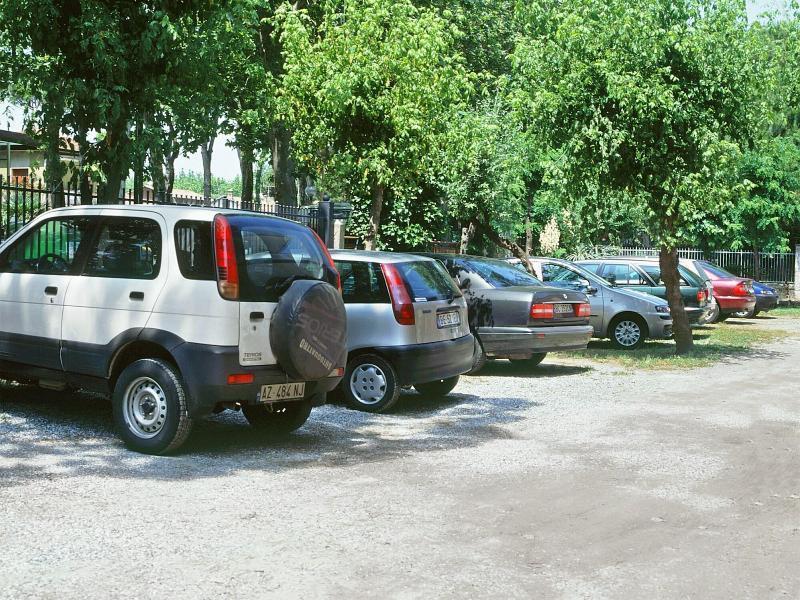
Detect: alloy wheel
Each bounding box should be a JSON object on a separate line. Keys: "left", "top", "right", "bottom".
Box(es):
{"left": 614, "top": 320, "right": 642, "bottom": 347}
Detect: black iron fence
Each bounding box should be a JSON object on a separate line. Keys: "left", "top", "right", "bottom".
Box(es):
{"left": 1, "top": 176, "right": 333, "bottom": 246}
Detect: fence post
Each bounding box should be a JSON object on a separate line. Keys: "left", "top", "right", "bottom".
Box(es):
{"left": 317, "top": 199, "right": 334, "bottom": 248}
{"left": 795, "top": 245, "right": 800, "bottom": 298}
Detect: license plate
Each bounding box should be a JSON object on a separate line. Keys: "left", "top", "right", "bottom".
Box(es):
{"left": 553, "top": 303, "right": 573, "bottom": 314}
{"left": 437, "top": 310, "right": 461, "bottom": 328}
{"left": 259, "top": 382, "right": 306, "bottom": 402}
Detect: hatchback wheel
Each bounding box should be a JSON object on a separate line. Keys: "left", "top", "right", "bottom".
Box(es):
{"left": 112, "top": 358, "right": 193, "bottom": 455}
{"left": 609, "top": 316, "right": 646, "bottom": 350}
{"left": 343, "top": 354, "right": 400, "bottom": 413}
{"left": 414, "top": 376, "right": 460, "bottom": 397}
{"left": 242, "top": 400, "right": 312, "bottom": 435}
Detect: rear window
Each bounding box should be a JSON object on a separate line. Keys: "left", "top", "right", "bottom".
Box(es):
{"left": 697, "top": 261, "right": 737, "bottom": 280}
{"left": 464, "top": 258, "right": 543, "bottom": 288}
{"left": 227, "top": 215, "right": 334, "bottom": 302}
{"left": 394, "top": 260, "right": 460, "bottom": 302}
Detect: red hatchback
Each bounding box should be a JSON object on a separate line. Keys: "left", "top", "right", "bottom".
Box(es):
{"left": 681, "top": 259, "right": 756, "bottom": 321}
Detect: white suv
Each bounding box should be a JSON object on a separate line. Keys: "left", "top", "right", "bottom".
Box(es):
{"left": 0, "top": 205, "right": 347, "bottom": 454}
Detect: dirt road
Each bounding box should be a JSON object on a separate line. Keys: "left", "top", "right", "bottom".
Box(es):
{"left": 1, "top": 317, "right": 799, "bottom": 599}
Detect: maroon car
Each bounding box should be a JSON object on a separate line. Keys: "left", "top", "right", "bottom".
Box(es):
{"left": 681, "top": 259, "right": 756, "bottom": 321}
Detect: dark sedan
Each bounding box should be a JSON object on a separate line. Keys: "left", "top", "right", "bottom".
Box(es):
{"left": 418, "top": 254, "right": 593, "bottom": 371}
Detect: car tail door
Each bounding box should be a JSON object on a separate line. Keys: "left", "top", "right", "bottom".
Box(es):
{"left": 385, "top": 259, "right": 469, "bottom": 344}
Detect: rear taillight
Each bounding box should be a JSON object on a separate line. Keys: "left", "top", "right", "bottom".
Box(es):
{"left": 732, "top": 281, "right": 749, "bottom": 296}
{"left": 530, "top": 303, "right": 554, "bottom": 319}
{"left": 576, "top": 303, "right": 591, "bottom": 317}
{"left": 311, "top": 229, "right": 342, "bottom": 292}
{"left": 214, "top": 214, "right": 239, "bottom": 300}
{"left": 227, "top": 373, "right": 254, "bottom": 385}
{"left": 380, "top": 263, "right": 415, "bottom": 326}
{"left": 697, "top": 289, "right": 704, "bottom": 303}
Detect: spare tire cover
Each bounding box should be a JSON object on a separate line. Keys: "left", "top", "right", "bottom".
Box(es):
{"left": 269, "top": 279, "right": 348, "bottom": 381}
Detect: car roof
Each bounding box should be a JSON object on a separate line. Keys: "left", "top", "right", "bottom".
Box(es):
{"left": 25, "top": 203, "right": 309, "bottom": 226}
{"left": 330, "top": 249, "right": 436, "bottom": 264}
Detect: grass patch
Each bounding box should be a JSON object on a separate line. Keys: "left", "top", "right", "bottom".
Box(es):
{"left": 771, "top": 306, "right": 800, "bottom": 318}
{"left": 557, "top": 322, "right": 792, "bottom": 371}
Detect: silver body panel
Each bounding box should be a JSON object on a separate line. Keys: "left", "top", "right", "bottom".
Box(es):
{"left": 530, "top": 258, "right": 673, "bottom": 340}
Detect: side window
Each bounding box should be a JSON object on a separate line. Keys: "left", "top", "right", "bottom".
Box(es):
{"left": 334, "top": 260, "right": 389, "bottom": 304}
{"left": 175, "top": 220, "right": 215, "bottom": 280}
{"left": 641, "top": 264, "right": 690, "bottom": 286}
{"left": 601, "top": 263, "right": 648, "bottom": 286}
{"left": 580, "top": 262, "right": 601, "bottom": 274}
{"left": 0, "top": 217, "right": 95, "bottom": 275}
{"left": 84, "top": 217, "right": 162, "bottom": 279}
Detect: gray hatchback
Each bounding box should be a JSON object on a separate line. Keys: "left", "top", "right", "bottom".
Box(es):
{"left": 331, "top": 250, "right": 474, "bottom": 412}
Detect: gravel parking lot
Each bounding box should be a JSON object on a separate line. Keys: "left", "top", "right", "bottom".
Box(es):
{"left": 1, "top": 316, "right": 799, "bottom": 599}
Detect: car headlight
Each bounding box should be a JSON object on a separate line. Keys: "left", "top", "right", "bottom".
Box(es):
{"left": 655, "top": 305, "right": 670, "bottom": 313}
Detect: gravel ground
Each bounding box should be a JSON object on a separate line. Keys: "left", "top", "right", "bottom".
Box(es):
{"left": 1, "top": 316, "right": 800, "bottom": 599}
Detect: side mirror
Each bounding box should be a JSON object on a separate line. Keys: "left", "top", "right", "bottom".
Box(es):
{"left": 605, "top": 274, "right": 617, "bottom": 286}
{"left": 587, "top": 286, "right": 598, "bottom": 295}
{"left": 459, "top": 277, "right": 471, "bottom": 290}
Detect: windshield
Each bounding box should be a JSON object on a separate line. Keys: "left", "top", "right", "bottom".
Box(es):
{"left": 463, "top": 258, "right": 543, "bottom": 288}
{"left": 697, "top": 261, "right": 738, "bottom": 280}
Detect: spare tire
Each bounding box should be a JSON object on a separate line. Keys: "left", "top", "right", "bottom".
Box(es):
{"left": 269, "top": 279, "right": 347, "bottom": 381}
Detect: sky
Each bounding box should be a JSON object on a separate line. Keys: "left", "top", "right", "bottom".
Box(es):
{"left": 0, "top": 0, "right": 792, "bottom": 180}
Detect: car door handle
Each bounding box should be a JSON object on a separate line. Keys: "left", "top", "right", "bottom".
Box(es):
{"left": 250, "top": 312, "right": 265, "bottom": 321}
{"left": 44, "top": 286, "right": 58, "bottom": 296}
{"left": 129, "top": 291, "right": 145, "bottom": 301}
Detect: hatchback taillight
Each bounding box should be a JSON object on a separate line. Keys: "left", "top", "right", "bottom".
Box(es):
{"left": 214, "top": 215, "right": 239, "bottom": 300}
{"left": 381, "top": 263, "right": 415, "bottom": 326}
{"left": 697, "top": 289, "right": 704, "bottom": 303}
{"left": 530, "top": 303, "right": 554, "bottom": 319}
{"left": 576, "top": 303, "right": 591, "bottom": 317}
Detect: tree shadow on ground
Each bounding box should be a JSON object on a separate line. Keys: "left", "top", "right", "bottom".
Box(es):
{"left": 0, "top": 382, "right": 537, "bottom": 488}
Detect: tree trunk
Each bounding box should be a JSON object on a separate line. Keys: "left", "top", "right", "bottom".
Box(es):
{"left": 100, "top": 114, "right": 131, "bottom": 204}
{"left": 364, "top": 184, "right": 384, "bottom": 251}
{"left": 165, "top": 150, "right": 177, "bottom": 199}
{"left": 474, "top": 219, "right": 535, "bottom": 274}
{"left": 43, "top": 106, "right": 66, "bottom": 208}
{"left": 149, "top": 142, "right": 166, "bottom": 203}
{"left": 271, "top": 125, "right": 297, "bottom": 206}
{"left": 660, "top": 246, "right": 693, "bottom": 354}
{"left": 238, "top": 145, "right": 254, "bottom": 209}
{"left": 200, "top": 138, "right": 214, "bottom": 203}
{"left": 525, "top": 197, "right": 533, "bottom": 257}
{"left": 459, "top": 221, "right": 475, "bottom": 254}
{"left": 76, "top": 125, "right": 92, "bottom": 205}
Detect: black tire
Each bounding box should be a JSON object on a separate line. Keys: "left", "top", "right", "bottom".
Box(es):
{"left": 342, "top": 354, "right": 400, "bottom": 413}
{"left": 242, "top": 400, "right": 312, "bottom": 435}
{"left": 112, "top": 358, "right": 193, "bottom": 455}
{"left": 608, "top": 315, "right": 647, "bottom": 350}
{"left": 510, "top": 353, "right": 548, "bottom": 367}
{"left": 753, "top": 309, "right": 761, "bottom": 317}
{"left": 269, "top": 280, "right": 348, "bottom": 381}
{"left": 414, "top": 376, "right": 460, "bottom": 397}
{"left": 467, "top": 336, "right": 487, "bottom": 375}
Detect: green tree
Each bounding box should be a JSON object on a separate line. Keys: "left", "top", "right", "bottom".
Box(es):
{"left": 281, "top": 0, "right": 470, "bottom": 249}
{"left": 513, "top": 0, "right": 763, "bottom": 353}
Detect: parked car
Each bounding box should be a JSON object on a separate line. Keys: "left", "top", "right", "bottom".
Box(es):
{"left": 733, "top": 281, "right": 779, "bottom": 318}
{"left": 330, "top": 250, "right": 474, "bottom": 412}
{"left": 679, "top": 259, "right": 756, "bottom": 321}
{"left": 524, "top": 257, "right": 673, "bottom": 349}
{"left": 417, "top": 254, "right": 593, "bottom": 370}
{"left": 0, "top": 205, "right": 348, "bottom": 454}
{"left": 575, "top": 257, "right": 712, "bottom": 325}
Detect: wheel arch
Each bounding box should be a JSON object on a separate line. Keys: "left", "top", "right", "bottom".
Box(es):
{"left": 607, "top": 311, "right": 649, "bottom": 339}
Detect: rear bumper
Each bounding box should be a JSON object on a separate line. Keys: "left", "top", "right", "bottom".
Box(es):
{"left": 477, "top": 325, "right": 593, "bottom": 358}
{"left": 756, "top": 295, "right": 779, "bottom": 312}
{"left": 685, "top": 306, "right": 705, "bottom": 325}
{"left": 172, "top": 343, "right": 342, "bottom": 416}
{"left": 373, "top": 334, "right": 475, "bottom": 386}
{"left": 716, "top": 295, "right": 756, "bottom": 314}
